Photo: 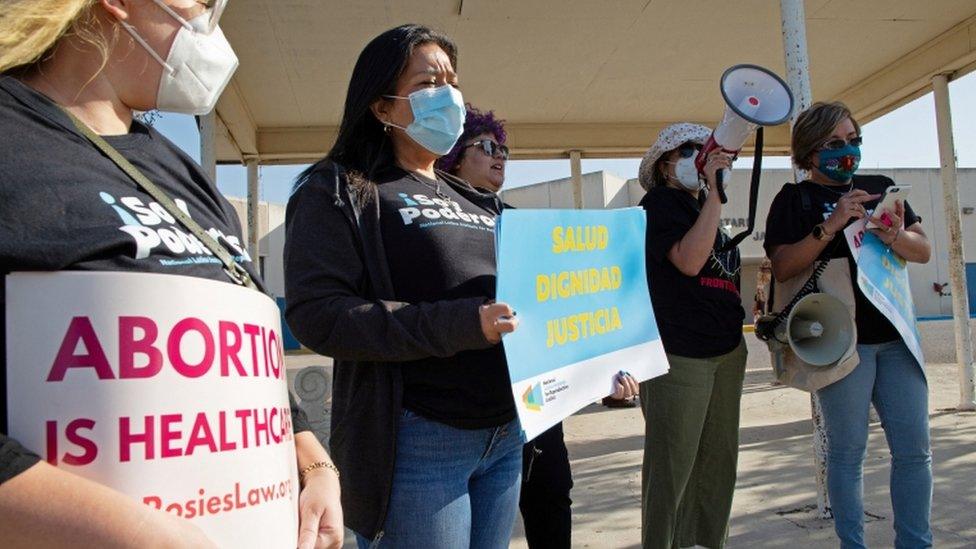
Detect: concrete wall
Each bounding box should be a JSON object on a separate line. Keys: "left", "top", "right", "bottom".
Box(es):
{"left": 226, "top": 198, "right": 287, "bottom": 299}
{"left": 502, "top": 171, "right": 631, "bottom": 209}
{"left": 501, "top": 168, "right": 976, "bottom": 320}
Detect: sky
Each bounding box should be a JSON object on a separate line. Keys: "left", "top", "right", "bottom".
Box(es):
{"left": 154, "top": 71, "right": 976, "bottom": 205}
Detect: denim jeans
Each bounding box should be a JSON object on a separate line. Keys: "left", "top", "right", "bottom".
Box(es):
{"left": 818, "top": 340, "right": 932, "bottom": 549}
{"left": 356, "top": 410, "right": 524, "bottom": 549}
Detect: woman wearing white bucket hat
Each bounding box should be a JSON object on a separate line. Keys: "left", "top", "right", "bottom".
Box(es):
{"left": 637, "top": 123, "right": 746, "bottom": 549}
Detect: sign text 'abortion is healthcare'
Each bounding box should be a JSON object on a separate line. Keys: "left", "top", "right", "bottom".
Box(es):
{"left": 6, "top": 272, "right": 299, "bottom": 548}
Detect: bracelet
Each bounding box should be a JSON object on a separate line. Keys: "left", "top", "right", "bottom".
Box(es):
{"left": 300, "top": 461, "right": 340, "bottom": 484}
{"left": 890, "top": 228, "right": 901, "bottom": 246}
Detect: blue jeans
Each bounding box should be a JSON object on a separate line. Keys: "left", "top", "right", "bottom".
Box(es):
{"left": 817, "top": 340, "right": 932, "bottom": 549}
{"left": 356, "top": 410, "right": 524, "bottom": 549}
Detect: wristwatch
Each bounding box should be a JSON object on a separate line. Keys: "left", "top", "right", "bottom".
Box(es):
{"left": 812, "top": 223, "right": 835, "bottom": 241}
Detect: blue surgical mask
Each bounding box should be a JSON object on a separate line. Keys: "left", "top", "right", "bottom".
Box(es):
{"left": 384, "top": 85, "right": 466, "bottom": 155}
{"left": 818, "top": 144, "right": 861, "bottom": 182}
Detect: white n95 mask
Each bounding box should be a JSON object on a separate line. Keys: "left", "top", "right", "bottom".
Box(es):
{"left": 121, "top": 1, "right": 238, "bottom": 115}
{"left": 670, "top": 157, "right": 702, "bottom": 191}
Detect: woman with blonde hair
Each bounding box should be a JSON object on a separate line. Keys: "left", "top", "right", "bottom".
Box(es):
{"left": 0, "top": 2, "right": 341, "bottom": 547}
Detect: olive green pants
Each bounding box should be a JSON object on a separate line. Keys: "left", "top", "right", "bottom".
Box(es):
{"left": 640, "top": 339, "right": 747, "bottom": 549}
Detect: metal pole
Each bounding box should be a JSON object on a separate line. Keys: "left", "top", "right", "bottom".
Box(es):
{"left": 780, "top": 0, "right": 832, "bottom": 519}
{"left": 246, "top": 158, "right": 260, "bottom": 261}
{"left": 570, "top": 150, "right": 583, "bottom": 209}
{"left": 199, "top": 112, "right": 217, "bottom": 183}
{"left": 932, "top": 73, "right": 976, "bottom": 411}
{"left": 809, "top": 388, "right": 831, "bottom": 516}
{"left": 780, "top": 0, "right": 812, "bottom": 184}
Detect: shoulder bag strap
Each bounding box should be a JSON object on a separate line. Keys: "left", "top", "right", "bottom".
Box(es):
{"left": 62, "top": 108, "right": 258, "bottom": 290}
{"left": 717, "top": 126, "right": 764, "bottom": 253}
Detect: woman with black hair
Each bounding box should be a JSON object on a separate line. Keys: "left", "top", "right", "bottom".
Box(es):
{"left": 284, "top": 25, "right": 523, "bottom": 548}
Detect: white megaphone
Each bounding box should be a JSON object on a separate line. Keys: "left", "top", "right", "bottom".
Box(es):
{"left": 774, "top": 293, "right": 854, "bottom": 366}
{"left": 696, "top": 64, "right": 794, "bottom": 204}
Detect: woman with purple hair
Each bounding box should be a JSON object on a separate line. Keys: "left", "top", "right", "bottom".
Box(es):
{"left": 436, "top": 104, "right": 509, "bottom": 193}
{"left": 438, "top": 104, "right": 638, "bottom": 548}
{"left": 438, "top": 104, "right": 573, "bottom": 549}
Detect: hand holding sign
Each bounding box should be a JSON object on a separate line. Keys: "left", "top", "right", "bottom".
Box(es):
{"left": 844, "top": 219, "right": 924, "bottom": 367}
{"left": 0, "top": 462, "right": 218, "bottom": 548}
{"left": 611, "top": 371, "right": 640, "bottom": 400}
{"left": 480, "top": 302, "right": 519, "bottom": 344}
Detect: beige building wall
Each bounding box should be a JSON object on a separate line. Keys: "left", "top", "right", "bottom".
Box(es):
{"left": 227, "top": 198, "right": 287, "bottom": 299}
{"left": 231, "top": 169, "right": 976, "bottom": 320}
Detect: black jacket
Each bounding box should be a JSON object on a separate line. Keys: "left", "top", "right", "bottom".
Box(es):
{"left": 283, "top": 161, "right": 503, "bottom": 539}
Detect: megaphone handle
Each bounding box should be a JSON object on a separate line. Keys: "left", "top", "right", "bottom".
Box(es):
{"left": 716, "top": 169, "right": 728, "bottom": 204}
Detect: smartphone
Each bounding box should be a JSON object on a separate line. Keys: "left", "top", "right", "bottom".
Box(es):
{"left": 866, "top": 185, "right": 911, "bottom": 229}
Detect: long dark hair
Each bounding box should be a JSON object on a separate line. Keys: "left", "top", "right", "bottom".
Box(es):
{"left": 295, "top": 24, "right": 457, "bottom": 191}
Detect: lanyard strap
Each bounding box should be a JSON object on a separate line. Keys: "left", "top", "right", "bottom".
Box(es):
{"left": 717, "top": 126, "right": 764, "bottom": 254}
{"left": 63, "top": 109, "right": 257, "bottom": 290}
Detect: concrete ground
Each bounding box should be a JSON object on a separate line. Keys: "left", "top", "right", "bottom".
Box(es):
{"left": 291, "top": 321, "right": 976, "bottom": 548}
{"left": 510, "top": 335, "right": 976, "bottom": 549}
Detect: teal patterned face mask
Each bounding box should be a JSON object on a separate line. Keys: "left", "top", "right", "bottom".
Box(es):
{"left": 818, "top": 144, "right": 861, "bottom": 182}
{"left": 384, "top": 85, "right": 466, "bottom": 155}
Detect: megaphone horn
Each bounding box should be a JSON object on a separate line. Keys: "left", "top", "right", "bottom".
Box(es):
{"left": 720, "top": 64, "right": 794, "bottom": 126}
{"left": 695, "top": 64, "right": 795, "bottom": 204}
{"left": 774, "top": 293, "right": 854, "bottom": 367}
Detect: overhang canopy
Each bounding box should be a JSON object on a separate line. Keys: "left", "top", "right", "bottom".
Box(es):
{"left": 214, "top": 0, "right": 976, "bottom": 164}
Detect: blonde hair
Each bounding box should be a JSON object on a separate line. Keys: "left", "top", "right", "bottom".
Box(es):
{"left": 0, "top": 0, "right": 108, "bottom": 75}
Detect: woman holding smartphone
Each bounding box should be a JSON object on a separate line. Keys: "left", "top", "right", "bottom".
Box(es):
{"left": 764, "top": 101, "right": 932, "bottom": 549}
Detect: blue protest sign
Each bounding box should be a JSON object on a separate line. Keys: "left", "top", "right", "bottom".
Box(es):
{"left": 845, "top": 221, "right": 924, "bottom": 367}
{"left": 496, "top": 209, "right": 668, "bottom": 439}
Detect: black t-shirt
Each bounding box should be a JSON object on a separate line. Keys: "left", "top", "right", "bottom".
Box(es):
{"left": 376, "top": 171, "right": 515, "bottom": 429}
{"left": 763, "top": 175, "right": 920, "bottom": 344}
{"left": 0, "top": 76, "right": 272, "bottom": 482}
{"left": 640, "top": 186, "right": 745, "bottom": 358}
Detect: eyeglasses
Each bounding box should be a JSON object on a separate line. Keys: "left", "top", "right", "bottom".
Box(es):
{"left": 466, "top": 139, "right": 509, "bottom": 160}
{"left": 677, "top": 142, "right": 703, "bottom": 158}
{"left": 820, "top": 136, "right": 863, "bottom": 151}
{"left": 156, "top": 0, "right": 227, "bottom": 34}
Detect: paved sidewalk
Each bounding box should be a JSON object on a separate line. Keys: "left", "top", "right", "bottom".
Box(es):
{"left": 292, "top": 333, "right": 976, "bottom": 548}
{"left": 510, "top": 341, "right": 976, "bottom": 548}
